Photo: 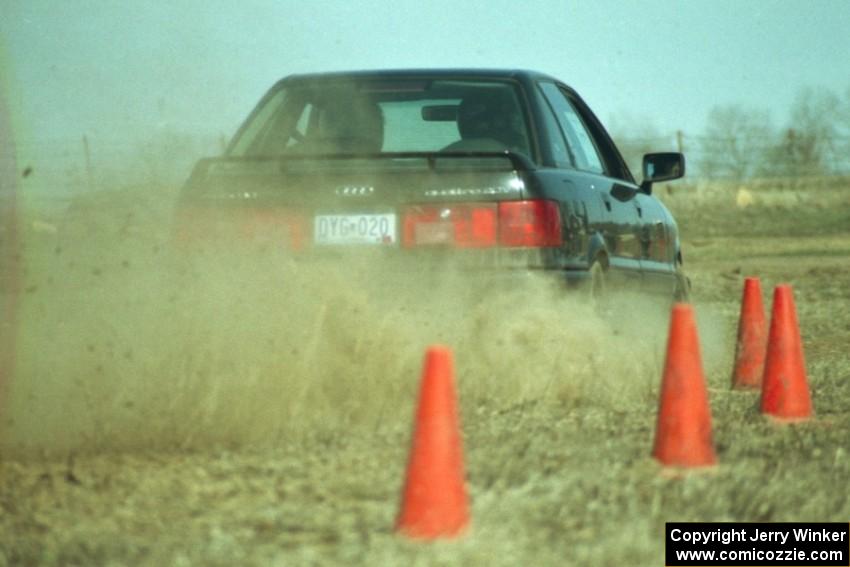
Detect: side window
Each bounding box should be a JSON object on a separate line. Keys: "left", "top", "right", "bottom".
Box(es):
{"left": 538, "top": 82, "right": 605, "bottom": 175}
{"left": 538, "top": 96, "right": 574, "bottom": 168}
{"left": 287, "top": 103, "right": 313, "bottom": 148}
{"left": 230, "top": 89, "right": 289, "bottom": 155}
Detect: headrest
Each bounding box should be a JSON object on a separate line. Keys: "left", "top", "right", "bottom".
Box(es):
{"left": 456, "top": 89, "right": 525, "bottom": 150}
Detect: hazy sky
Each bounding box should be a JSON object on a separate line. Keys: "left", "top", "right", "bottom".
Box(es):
{"left": 3, "top": 0, "right": 849, "bottom": 151}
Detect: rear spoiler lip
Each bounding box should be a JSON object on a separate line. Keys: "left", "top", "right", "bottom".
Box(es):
{"left": 192, "top": 150, "right": 536, "bottom": 175}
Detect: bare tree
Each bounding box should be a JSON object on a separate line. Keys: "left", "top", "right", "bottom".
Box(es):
{"left": 763, "top": 87, "right": 843, "bottom": 177}
{"left": 789, "top": 87, "right": 838, "bottom": 174}
{"left": 763, "top": 128, "right": 820, "bottom": 178}
{"left": 837, "top": 85, "right": 850, "bottom": 173}
{"left": 698, "top": 104, "right": 774, "bottom": 180}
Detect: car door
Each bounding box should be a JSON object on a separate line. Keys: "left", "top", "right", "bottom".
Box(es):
{"left": 537, "top": 81, "right": 642, "bottom": 288}
{"left": 634, "top": 192, "right": 677, "bottom": 296}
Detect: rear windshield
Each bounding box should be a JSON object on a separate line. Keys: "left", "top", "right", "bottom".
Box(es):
{"left": 228, "top": 78, "right": 532, "bottom": 159}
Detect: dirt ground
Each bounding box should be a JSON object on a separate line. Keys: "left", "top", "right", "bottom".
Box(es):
{"left": 1, "top": 179, "right": 849, "bottom": 566}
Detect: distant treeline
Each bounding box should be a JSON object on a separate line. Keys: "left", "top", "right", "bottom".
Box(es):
{"left": 12, "top": 83, "right": 850, "bottom": 195}
{"left": 612, "top": 85, "right": 850, "bottom": 181}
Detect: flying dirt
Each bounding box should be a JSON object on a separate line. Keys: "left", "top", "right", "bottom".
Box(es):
{"left": 2, "top": 182, "right": 697, "bottom": 454}
{"left": 3, "top": 178, "right": 850, "bottom": 566}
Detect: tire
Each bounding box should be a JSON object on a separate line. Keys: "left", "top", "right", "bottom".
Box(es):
{"left": 587, "top": 260, "right": 608, "bottom": 314}
{"left": 673, "top": 270, "right": 691, "bottom": 302}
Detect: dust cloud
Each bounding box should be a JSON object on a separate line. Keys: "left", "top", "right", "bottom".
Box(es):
{"left": 1, "top": 183, "right": 728, "bottom": 457}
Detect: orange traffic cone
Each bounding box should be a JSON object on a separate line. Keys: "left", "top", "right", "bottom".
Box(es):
{"left": 731, "top": 277, "right": 768, "bottom": 389}
{"left": 396, "top": 346, "right": 470, "bottom": 539}
{"left": 760, "top": 285, "right": 813, "bottom": 421}
{"left": 652, "top": 303, "right": 717, "bottom": 468}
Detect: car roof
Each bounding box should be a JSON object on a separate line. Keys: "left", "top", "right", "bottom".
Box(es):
{"left": 282, "top": 68, "right": 562, "bottom": 84}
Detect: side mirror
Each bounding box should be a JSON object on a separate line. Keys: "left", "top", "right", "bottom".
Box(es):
{"left": 640, "top": 152, "right": 685, "bottom": 194}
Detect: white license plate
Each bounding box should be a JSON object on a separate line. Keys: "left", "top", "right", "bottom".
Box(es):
{"left": 314, "top": 213, "right": 397, "bottom": 245}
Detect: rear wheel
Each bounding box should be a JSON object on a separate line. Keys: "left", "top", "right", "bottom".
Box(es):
{"left": 588, "top": 261, "right": 606, "bottom": 299}
{"left": 586, "top": 260, "right": 608, "bottom": 314}
{"left": 673, "top": 270, "right": 691, "bottom": 302}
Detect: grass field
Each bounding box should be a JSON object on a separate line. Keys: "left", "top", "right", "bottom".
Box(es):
{"left": 1, "top": 178, "right": 849, "bottom": 565}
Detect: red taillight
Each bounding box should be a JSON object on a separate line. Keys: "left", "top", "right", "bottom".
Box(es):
{"left": 239, "top": 208, "right": 307, "bottom": 251}
{"left": 498, "top": 200, "right": 562, "bottom": 247}
{"left": 174, "top": 206, "right": 307, "bottom": 251}
{"left": 174, "top": 206, "right": 218, "bottom": 244}
{"left": 402, "top": 203, "right": 497, "bottom": 248}
{"left": 402, "top": 199, "right": 561, "bottom": 249}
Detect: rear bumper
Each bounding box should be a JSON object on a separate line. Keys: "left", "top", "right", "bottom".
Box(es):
{"left": 174, "top": 244, "right": 589, "bottom": 293}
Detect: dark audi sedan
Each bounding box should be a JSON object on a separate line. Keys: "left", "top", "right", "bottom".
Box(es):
{"left": 177, "top": 69, "right": 688, "bottom": 299}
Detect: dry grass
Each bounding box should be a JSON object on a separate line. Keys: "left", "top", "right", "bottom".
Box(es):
{"left": 1, "top": 178, "right": 849, "bottom": 565}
